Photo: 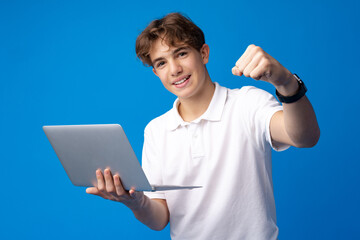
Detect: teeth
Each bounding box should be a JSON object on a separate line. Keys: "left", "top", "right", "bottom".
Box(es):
{"left": 175, "top": 76, "right": 189, "bottom": 85}
{"left": 175, "top": 79, "right": 186, "bottom": 85}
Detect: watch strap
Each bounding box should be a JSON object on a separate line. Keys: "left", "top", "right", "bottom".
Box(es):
{"left": 276, "top": 74, "right": 307, "bottom": 104}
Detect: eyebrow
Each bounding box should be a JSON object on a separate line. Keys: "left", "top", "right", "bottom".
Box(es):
{"left": 152, "top": 46, "right": 190, "bottom": 66}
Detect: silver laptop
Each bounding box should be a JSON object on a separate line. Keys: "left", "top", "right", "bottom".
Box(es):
{"left": 43, "top": 124, "right": 201, "bottom": 192}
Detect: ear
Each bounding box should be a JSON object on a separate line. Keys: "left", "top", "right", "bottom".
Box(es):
{"left": 200, "top": 44, "right": 210, "bottom": 64}
{"left": 152, "top": 67, "right": 159, "bottom": 77}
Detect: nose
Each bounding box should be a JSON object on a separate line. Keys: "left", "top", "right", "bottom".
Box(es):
{"left": 169, "top": 59, "right": 183, "bottom": 77}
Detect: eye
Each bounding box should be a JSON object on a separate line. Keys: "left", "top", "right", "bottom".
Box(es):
{"left": 178, "top": 51, "right": 187, "bottom": 57}
{"left": 156, "top": 61, "right": 165, "bottom": 68}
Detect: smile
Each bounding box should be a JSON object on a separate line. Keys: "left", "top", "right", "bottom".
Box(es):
{"left": 174, "top": 75, "right": 191, "bottom": 85}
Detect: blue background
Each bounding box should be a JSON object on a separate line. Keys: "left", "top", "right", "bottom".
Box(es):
{"left": 1, "top": 0, "right": 359, "bottom": 239}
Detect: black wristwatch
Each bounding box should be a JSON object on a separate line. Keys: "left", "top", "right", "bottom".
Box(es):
{"left": 276, "top": 74, "right": 307, "bottom": 103}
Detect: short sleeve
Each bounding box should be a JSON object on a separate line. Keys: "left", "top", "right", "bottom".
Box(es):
{"left": 142, "top": 124, "right": 166, "bottom": 199}
{"left": 242, "top": 86, "right": 290, "bottom": 152}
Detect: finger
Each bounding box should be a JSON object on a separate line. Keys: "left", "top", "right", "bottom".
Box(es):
{"left": 250, "top": 58, "right": 271, "bottom": 81}
{"left": 86, "top": 187, "right": 99, "bottom": 195}
{"left": 104, "top": 168, "right": 116, "bottom": 193}
{"left": 231, "top": 66, "right": 242, "bottom": 76}
{"left": 96, "top": 169, "right": 105, "bottom": 192}
{"left": 235, "top": 44, "right": 257, "bottom": 73}
{"left": 235, "top": 44, "right": 255, "bottom": 67}
{"left": 129, "top": 188, "right": 137, "bottom": 199}
{"left": 114, "top": 174, "right": 127, "bottom": 196}
{"left": 86, "top": 187, "right": 110, "bottom": 199}
{"left": 243, "top": 52, "right": 263, "bottom": 78}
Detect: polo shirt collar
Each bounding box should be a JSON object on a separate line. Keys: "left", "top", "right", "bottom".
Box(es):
{"left": 167, "top": 82, "right": 227, "bottom": 131}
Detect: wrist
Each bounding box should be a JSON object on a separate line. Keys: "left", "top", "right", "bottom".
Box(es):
{"left": 274, "top": 73, "right": 299, "bottom": 96}
{"left": 275, "top": 73, "right": 307, "bottom": 104}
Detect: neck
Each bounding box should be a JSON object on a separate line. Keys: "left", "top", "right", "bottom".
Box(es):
{"left": 178, "top": 75, "right": 215, "bottom": 122}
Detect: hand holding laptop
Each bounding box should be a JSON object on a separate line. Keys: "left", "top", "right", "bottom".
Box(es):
{"left": 86, "top": 168, "right": 145, "bottom": 209}
{"left": 86, "top": 167, "right": 170, "bottom": 230}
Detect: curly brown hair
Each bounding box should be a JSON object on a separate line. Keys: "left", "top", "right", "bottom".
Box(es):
{"left": 135, "top": 12, "right": 205, "bottom": 67}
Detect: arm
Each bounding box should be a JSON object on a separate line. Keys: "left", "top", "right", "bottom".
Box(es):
{"left": 232, "top": 44, "right": 320, "bottom": 148}
{"left": 86, "top": 169, "right": 169, "bottom": 230}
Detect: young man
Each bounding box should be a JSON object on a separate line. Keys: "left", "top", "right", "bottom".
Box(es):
{"left": 86, "top": 13, "right": 320, "bottom": 239}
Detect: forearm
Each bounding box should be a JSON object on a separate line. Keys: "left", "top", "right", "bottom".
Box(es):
{"left": 282, "top": 96, "right": 320, "bottom": 147}
{"left": 131, "top": 196, "right": 169, "bottom": 231}
{"left": 276, "top": 75, "right": 320, "bottom": 147}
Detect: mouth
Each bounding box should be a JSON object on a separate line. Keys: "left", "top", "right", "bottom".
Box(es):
{"left": 173, "top": 75, "right": 191, "bottom": 86}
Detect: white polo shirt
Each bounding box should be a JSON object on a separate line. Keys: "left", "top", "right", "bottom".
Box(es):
{"left": 142, "top": 82, "right": 289, "bottom": 240}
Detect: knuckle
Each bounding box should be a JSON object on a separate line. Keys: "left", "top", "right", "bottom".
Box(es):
{"left": 255, "top": 50, "right": 265, "bottom": 58}
{"left": 253, "top": 45, "right": 261, "bottom": 51}
{"left": 248, "top": 44, "right": 255, "bottom": 49}
{"left": 262, "top": 59, "right": 271, "bottom": 68}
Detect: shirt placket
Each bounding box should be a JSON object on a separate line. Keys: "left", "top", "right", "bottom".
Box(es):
{"left": 188, "top": 123, "right": 204, "bottom": 160}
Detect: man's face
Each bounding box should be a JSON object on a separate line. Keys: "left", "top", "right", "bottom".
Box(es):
{"left": 149, "top": 39, "right": 210, "bottom": 101}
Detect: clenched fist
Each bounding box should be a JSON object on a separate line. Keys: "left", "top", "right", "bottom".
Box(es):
{"left": 232, "top": 44, "right": 296, "bottom": 91}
